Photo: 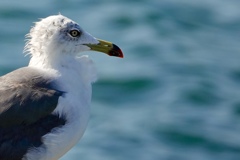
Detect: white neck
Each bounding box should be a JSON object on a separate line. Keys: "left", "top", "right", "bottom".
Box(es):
{"left": 25, "top": 54, "right": 97, "bottom": 160}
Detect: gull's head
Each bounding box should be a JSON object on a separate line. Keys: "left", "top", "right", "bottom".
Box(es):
{"left": 25, "top": 14, "right": 123, "bottom": 60}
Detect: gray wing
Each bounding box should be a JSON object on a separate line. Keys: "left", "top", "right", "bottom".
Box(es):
{"left": 0, "top": 67, "right": 64, "bottom": 127}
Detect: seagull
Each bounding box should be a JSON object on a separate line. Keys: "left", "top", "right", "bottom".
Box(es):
{"left": 0, "top": 14, "right": 123, "bottom": 160}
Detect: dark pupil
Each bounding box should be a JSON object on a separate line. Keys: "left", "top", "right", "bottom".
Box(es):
{"left": 71, "top": 30, "right": 79, "bottom": 37}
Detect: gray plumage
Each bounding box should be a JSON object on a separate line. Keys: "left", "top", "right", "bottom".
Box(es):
{"left": 0, "top": 67, "right": 64, "bottom": 127}
{"left": 0, "top": 14, "right": 123, "bottom": 160}
{"left": 0, "top": 67, "right": 66, "bottom": 160}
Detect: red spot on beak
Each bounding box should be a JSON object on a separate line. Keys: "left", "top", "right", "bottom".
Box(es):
{"left": 109, "top": 44, "right": 124, "bottom": 58}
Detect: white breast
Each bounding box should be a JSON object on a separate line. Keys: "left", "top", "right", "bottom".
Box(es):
{"left": 24, "top": 55, "right": 97, "bottom": 160}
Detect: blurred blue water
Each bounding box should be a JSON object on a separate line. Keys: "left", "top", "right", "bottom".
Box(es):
{"left": 0, "top": 0, "right": 240, "bottom": 160}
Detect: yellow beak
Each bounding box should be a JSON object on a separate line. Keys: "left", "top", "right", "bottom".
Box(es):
{"left": 85, "top": 39, "right": 123, "bottom": 58}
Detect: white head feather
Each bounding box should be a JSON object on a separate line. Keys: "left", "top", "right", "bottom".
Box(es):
{"left": 25, "top": 14, "right": 98, "bottom": 68}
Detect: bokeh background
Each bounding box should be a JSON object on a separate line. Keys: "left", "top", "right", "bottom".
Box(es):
{"left": 0, "top": 0, "right": 240, "bottom": 159}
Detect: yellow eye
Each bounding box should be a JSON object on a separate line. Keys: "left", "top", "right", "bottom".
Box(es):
{"left": 69, "top": 30, "right": 81, "bottom": 37}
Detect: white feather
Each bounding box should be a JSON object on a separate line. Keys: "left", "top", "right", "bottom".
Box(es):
{"left": 23, "top": 15, "right": 98, "bottom": 160}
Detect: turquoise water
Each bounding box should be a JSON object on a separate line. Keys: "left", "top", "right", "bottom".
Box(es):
{"left": 1, "top": 0, "right": 240, "bottom": 159}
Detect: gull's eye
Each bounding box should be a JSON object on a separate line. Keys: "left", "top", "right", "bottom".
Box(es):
{"left": 69, "top": 29, "right": 81, "bottom": 37}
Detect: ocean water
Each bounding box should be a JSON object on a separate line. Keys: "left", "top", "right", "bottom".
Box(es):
{"left": 0, "top": 0, "right": 240, "bottom": 160}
